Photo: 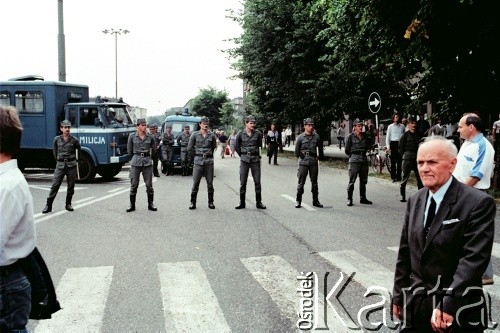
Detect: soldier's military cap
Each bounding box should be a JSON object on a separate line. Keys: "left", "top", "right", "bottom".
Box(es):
{"left": 407, "top": 116, "right": 417, "bottom": 123}
{"left": 148, "top": 123, "right": 158, "bottom": 129}
{"left": 245, "top": 115, "right": 256, "bottom": 123}
{"left": 353, "top": 118, "right": 364, "bottom": 125}
{"left": 60, "top": 119, "right": 72, "bottom": 127}
{"left": 184, "top": 124, "right": 190, "bottom": 129}
{"left": 200, "top": 116, "right": 210, "bottom": 123}
{"left": 303, "top": 118, "right": 314, "bottom": 125}
{"left": 136, "top": 118, "right": 147, "bottom": 125}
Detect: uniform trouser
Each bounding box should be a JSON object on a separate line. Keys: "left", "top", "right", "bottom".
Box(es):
{"left": 239, "top": 160, "right": 261, "bottom": 195}
{"left": 347, "top": 162, "right": 368, "bottom": 198}
{"left": 152, "top": 153, "right": 159, "bottom": 173}
{"left": 180, "top": 149, "right": 189, "bottom": 168}
{"left": 162, "top": 149, "right": 173, "bottom": 165}
{"left": 390, "top": 141, "right": 402, "bottom": 180}
{"left": 129, "top": 165, "right": 154, "bottom": 195}
{"left": 268, "top": 144, "right": 278, "bottom": 163}
{"left": 48, "top": 165, "right": 77, "bottom": 200}
{"left": 297, "top": 163, "right": 319, "bottom": 197}
{"left": 0, "top": 267, "right": 31, "bottom": 332}
{"left": 400, "top": 158, "right": 423, "bottom": 198}
{"left": 191, "top": 164, "right": 214, "bottom": 194}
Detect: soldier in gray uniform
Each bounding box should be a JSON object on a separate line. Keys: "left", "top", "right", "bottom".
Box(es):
{"left": 149, "top": 123, "right": 161, "bottom": 177}
{"left": 177, "top": 124, "right": 192, "bottom": 176}
{"left": 42, "top": 119, "right": 81, "bottom": 213}
{"left": 161, "top": 124, "right": 175, "bottom": 176}
{"left": 187, "top": 117, "right": 217, "bottom": 209}
{"left": 126, "top": 118, "right": 157, "bottom": 212}
{"left": 345, "top": 119, "right": 374, "bottom": 206}
{"left": 294, "top": 118, "right": 323, "bottom": 208}
{"left": 234, "top": 115, "right": 266, "bottom": 209}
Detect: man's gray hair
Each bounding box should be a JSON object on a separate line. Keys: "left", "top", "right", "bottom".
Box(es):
{"left": 420, "top": 135, "right": 457, "bottom": 157}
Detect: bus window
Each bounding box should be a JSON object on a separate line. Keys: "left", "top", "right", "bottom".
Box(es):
{"left": 0, "top": 91, "right": 10, "bottom": 106}
{"left": 15, "top": 91, "right": 44, "bottom": 113}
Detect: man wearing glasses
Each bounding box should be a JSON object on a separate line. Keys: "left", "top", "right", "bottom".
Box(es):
{"left": 234, "top": 115, "right": 266, "bottom": 209}
{"left": 42, "top": 119, "right": 81, "bottom": 213}
{"left": 126, "top": 118, "right": 157, "bottom": 212}
{"left": 294, "top": 118, "right": 323, "bottom": 208}
{"left": 345, "top": 119, "right": 374, "bottom": 206}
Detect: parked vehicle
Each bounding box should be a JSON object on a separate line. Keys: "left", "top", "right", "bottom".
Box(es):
{"left": 160, "top": 109, "right": 201, "bottom": 168}
{"left": 0, "top": 75, "right": 136, "bottom": 181}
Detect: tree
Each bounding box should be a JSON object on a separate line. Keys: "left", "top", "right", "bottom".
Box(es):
{"left": 190, "top": 87, "right": 230, "bottom": 128}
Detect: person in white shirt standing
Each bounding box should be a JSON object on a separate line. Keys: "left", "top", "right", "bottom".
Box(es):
{"left": 385, "top": 113, "right": 406, "bottom": 182}
{"left": 0, "top": 106, "right": 36, "bottom": 332}
{"left": 453, "top": 113, "right": 495, "bottom": 285}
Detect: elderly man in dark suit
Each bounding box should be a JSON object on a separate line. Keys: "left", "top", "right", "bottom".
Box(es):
{"left": 392, "top": 136, "right": 495, "bottom": 332}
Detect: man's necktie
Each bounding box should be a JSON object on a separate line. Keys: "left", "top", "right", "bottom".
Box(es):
{"left": 424, "top": 197, "right": 436, "bottom": 238}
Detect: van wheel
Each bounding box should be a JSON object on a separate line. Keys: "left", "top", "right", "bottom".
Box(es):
{"left": 98, "top": 164, "right": 122, "bottom": 180}
{"left": 77, "top": 153, "right": 97, "bottom": 182}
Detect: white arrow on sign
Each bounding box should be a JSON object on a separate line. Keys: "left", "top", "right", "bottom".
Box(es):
{"left": 369, "top": 98, "right": 380, "bottom": 108}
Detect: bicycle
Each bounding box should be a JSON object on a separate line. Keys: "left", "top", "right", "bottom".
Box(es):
{"left": 384, "top": 148, "right": 392, "bottom": 174}
{"left": 368, "top": 144, "right": 384, "bottom": 173}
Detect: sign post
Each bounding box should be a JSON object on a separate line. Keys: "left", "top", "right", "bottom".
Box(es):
{"left": 368, "top": 92, "right": 382, "bottom": 144}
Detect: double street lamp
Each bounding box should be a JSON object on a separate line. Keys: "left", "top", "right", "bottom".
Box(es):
{"left": 102, "top": 28, "right": 130, "bottom": 98}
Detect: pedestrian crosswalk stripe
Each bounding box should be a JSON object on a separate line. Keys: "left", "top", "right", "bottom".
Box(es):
{"left": 318, "top": 250, "right": 394, "bottom": 292}
{"left": 241, "top": 255, "right": 352, "bottom": 331}
{"left": 157, "top": 261, "right": 231, "bottom": 332}
{"left": 34, "top": 266, "right": 113, "bottom": 332}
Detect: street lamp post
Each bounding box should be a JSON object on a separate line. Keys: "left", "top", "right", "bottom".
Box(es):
{"left": 102, "top": 28, "right": 130, "bottom": 98}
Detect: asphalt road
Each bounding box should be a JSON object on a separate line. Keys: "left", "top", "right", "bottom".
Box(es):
{"left": 24, "top": 152, "right": 500, "bottom": 332}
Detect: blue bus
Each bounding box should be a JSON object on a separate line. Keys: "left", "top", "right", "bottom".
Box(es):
{"left": 0, "top": 76, "right": 136, "bottom": 181}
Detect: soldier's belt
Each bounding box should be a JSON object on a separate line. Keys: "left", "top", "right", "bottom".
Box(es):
{"left": 196, "top": 153, "right": 213, "bottom": 158}
{"left": 243, "top": 152, "right": 260, "bottom": 156}
{"left": 135, "top": 153, "right": 150, "bottom": 157}
{"left": 58, "top": 158, "right": 76, "bottom": 162}
{"left": 301, "top": 151, "right": 317, "bottom": 157}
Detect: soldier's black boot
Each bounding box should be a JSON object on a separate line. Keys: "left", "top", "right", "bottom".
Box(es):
{"left": 168, "top": 164, "right": 173, "bottom": 176}
{"left": 182, "top": 167, "right": 187, "bottom": 176}
{"left": 347, "top": 188, "right": 354, "bottom": 206}
{"left": 42, "top": 198, "right": 54, "bottom": 214}
{"left": 256, "top": 193, "right": 266, "bottom": 209}
{"left": 161, "top": 162, "right": 166, "bottom": 175}
{"left": 360, "top": 184, "right": 372, "bottom": 204}
{"left": 148, "top": 194, "right": 157, "bottom": 211}
{"left": 235, "top": 193, "right": 246, "bottom": 209}
{"left": 153, "top": 168, "right": 160, "bottom": 177}
{"left": 208, "top": 193, "right": 215, "bottom": 209}
{"left": 189, "top": 192, "right": 197, "bottom": 210}
{"left": 127, "top": 195, "right": 136, "bottom": 212}
{"left": 65, "top": 195, "right": 74, "bottom": 211}
{"left": 312, "top": 194, "right": 323, "bottom": 208}
{"left": 295, "top": 193, "right": 302, "bottom": 208}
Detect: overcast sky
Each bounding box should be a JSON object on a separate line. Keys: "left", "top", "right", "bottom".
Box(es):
{"left": 1, "top": 0, "right": 244, "bottom": 116}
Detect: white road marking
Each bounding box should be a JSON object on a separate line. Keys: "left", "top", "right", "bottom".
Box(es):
{"left": 35, "top": 266, "right": 113, "bottom": 332}
{"left": 158, "top": 261, "right": 231, "bottom": 332}
{"left": 281, "top": 194, "right": 316, "bottom": 211}
{"left": 319, "top": 250, "right": 394, "bottom": 292}
{"left": 108, "top": 187, "right": 126, "bottom": 193}
{"left": 241, "top": 255, "right": 354, "bottom": 331}
{"left": 29, "top": 185, "right": 86, "bottom": 192}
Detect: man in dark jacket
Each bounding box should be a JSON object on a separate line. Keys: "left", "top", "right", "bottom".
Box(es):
{"left": 294, "top": 118, "right": 323, "bottom": 208}
{"left": 234, "top": 115, "right": 266, "bottom": 209}
{"left": 345, "top": 119, "right": 374, "bottom": 206}
{"left": 398, "top": 116, "right": 424, "bottom": 202}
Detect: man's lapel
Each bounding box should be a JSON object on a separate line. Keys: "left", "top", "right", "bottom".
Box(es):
{"left": 424, "top": 178, "right": 459, "bottom": 250}
{"left": 415, "top": 190, "right": 427, "bottom": 251}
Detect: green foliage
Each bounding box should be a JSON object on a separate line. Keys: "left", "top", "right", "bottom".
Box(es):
{"left": 230, "top": 0, "right": 500, "bottom": 124}
{"left": 190, "top": 87, "right": 230, "bottom": 128}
